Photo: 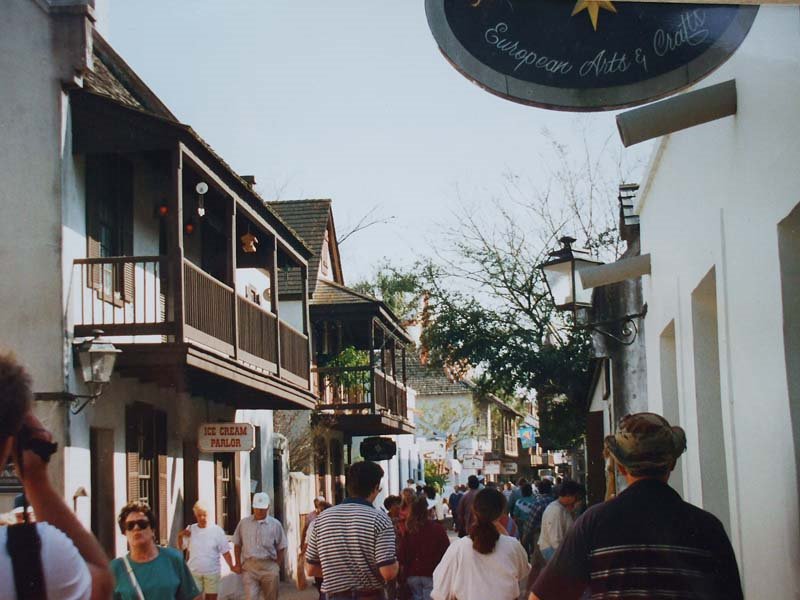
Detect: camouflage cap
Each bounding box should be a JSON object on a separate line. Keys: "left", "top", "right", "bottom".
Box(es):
{"left": 604, "top": 413, "right": 687, "bottom": 474}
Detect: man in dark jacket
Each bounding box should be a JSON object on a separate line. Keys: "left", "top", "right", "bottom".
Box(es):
{"left": 447, "top": 486, "right": 463, "bottom": 530}
{"left": 530, "top": 413, "right": 743, "bottom": 600}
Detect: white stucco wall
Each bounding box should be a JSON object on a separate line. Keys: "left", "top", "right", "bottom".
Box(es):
{"left": 280, "top": 299, "right": 305, "bottom": 332}
{"left": 64, "top": 374, "right": 235, "bottom": 557}
{"left": 634, "top": 7, "right": 800, "bottom": 596}
{"left": 0, "top": 0, "right": 75, "bottom": 390}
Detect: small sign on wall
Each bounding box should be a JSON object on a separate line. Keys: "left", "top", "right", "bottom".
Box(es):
{"left": 501, "top": 462, "right": 519, "bottom": 475}
{"left": 462, "top": 457, "right": 483, "bottom": 470}
{"left": 483, "top": 460, "right": 501, "bottom": 475}
{"left": 198, "top": 423, "right": 255, "bottom": 452}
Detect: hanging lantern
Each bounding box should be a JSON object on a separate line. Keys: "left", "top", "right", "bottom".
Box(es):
{"left": 241, "top": 231, "right": 258, "bottom": 253}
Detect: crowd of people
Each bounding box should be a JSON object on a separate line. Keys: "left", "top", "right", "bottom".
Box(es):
{"left": 0, "top": 350, "right": 745, "bottom": 600}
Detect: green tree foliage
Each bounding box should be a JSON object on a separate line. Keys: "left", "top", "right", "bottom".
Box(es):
{"left": 351, "top": 263, "right": 422, "bottom": 326}
{"left": 417, "top": 129, "right": 635, "bottom": 449}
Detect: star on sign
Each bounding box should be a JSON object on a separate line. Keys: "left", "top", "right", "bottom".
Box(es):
{"left": 571, "top": 0, "right": 617, "bottom": 31}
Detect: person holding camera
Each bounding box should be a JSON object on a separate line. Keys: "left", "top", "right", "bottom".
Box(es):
{"left": 0, "top": 351, "right": 113, "bottom": 599}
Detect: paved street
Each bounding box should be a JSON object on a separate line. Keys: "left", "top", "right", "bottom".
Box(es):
{"left": 278, "top": 580, "right": 317, "bottom": 600}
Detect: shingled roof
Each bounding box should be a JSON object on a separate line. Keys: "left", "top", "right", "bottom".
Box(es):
{"left": 405, "top": 350, "right": 472, "bottom": 396}
{"left": 311, "top": 279, "right": 374, "bottom": 306}
{"left": 85, "top": 33, "right": 176, "bottom": 121}
{"left": 269, "top": 199, "right": 342, "bottom": 297}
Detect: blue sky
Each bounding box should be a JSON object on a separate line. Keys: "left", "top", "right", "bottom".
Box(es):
{"left": 105, "top": 2, "right": 641, "bottom": 283}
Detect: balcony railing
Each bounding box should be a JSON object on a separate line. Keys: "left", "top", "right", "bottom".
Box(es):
{"left": 73, "top": 256, "right": 172, "bottom": 337}
{"left": 237, "top": 295, "right": 278, "bottom": 368}
{"left": 374, "top": 369, "right": 407, "bottom": 419}
{"left": 280, "top": 320, "right": 311, "bottom": 385}
{"left": 73, "top": 256, "right": 309, "bottom": 387}
{"left": 315, "top": 366, "right": 408, "bottom": 420}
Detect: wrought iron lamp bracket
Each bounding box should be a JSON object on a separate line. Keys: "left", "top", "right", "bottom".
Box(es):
{"left": 69, "top": 385, "right": 105, "bottom": 415}
{"left": 575, "top": 304, "right": 648, "bottom": 346}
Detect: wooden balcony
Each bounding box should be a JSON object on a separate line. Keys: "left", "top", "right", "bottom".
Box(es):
{"left": 72, "top": 256, "right": 314, "bottom": 409}
{"left": 313, "top": 366, "right": 413, "bottom": 436}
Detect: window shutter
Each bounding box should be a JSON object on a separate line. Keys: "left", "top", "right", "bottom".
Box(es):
{"left": 118, "top": 158, "right": 135, "bottom": 303}
{"left": 85, "top": 156, "right": 103, "bottom": 290}
{"left": 125, "top": 405, "right": 140, "bottom": 503}
{"left": 214, "top": 457, "right": 224, "bottom": 531}
{"left": 233, "top": 454, "right": 241, "bottom": 527}
{"left": 156, "top": 410, "right": 168, "bottom": 544}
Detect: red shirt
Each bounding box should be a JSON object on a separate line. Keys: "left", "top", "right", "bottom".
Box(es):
{"left": 398, "top": 519, "right": 450, "bottom": 578}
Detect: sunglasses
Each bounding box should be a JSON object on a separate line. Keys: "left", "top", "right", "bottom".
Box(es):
{"left": 125, "top": 519, "right": 151, "bottom": 532}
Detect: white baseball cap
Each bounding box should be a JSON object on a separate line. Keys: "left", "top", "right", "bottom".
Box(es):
{"left": 252, "top": 492, "right": 271, "bottom": 509}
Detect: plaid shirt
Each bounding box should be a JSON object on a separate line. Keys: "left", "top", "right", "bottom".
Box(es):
{"left": 530, "top": 493, "right": 556, "bottom": 531}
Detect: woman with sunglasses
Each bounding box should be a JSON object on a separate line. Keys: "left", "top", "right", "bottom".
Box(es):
{"left": 111, "top": 502, "right": 201, "bottom": 600}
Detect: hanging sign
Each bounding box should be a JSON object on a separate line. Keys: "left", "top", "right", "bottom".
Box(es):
{"left": 421, "top": 439, "right": 447, "bottom": 461}
{"left": 518, "top": 425, "right": 536, "bottom": 449}
{"left": 198, "top": 423, "right": 255, "bottom": 452}
{"left": 360, "top": 437, "right": 398, "bottom": 461}
{"left": 462, "top": 456, "right": 483, "bottom": 470}
{"left": 501, "top": 461, "right": 519, "bottom": 475}
{"left": 425, "top": 0, "right": 758, "bottom": 111}
{"left": 483, "top": 460, "right": 502, "bottom": 475}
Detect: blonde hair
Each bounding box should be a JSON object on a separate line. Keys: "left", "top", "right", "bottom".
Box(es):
{"left": 193, "top": 500, "right": 210, "bottom": 513}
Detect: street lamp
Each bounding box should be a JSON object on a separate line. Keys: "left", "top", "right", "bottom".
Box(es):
{"left": 72, "top": 330, "right": 121, "bottom": 414}
{"left": 539, "top": 236, "right": 647, "bottom": 345}
{"left": 539, "top": 236, "right": 602, "bottom": 313}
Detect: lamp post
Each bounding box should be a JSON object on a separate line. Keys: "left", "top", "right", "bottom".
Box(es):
{"left": 538, "top": 236, "right": 647, "bottom": 345}
{"left": 72, "top": 330, "right": 121, "bottom": 414}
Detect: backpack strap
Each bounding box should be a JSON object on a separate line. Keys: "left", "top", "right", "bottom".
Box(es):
{"left": 6, "top": 522, "right": 47, "bottom": 600}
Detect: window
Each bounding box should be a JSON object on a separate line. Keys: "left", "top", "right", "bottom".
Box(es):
{"left": 86, "top": 155, "right": 134, "bottom": 301}
{"left": 245, "top": 284, "right": 261, "bottom": 306}
{"left": 215, "top": 453, "right": 239, "bottom": 535}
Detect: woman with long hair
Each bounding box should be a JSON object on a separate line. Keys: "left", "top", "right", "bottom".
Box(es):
{"left": 431, "top": 488, "right": 529, "bottom": 600}
{"left": 398, "top": 497, "right": 450, "bottom": 600}
{"left": 397, "top": 487, "right": 416, "bottom": 535}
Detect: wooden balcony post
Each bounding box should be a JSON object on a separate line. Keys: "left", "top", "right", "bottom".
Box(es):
{"left": 272, "top": 236, "right": 281, "bottom": 378}
{"left": 368, "top": 319, "right": 376, "bottom": 413}
{"left": 301, "top": 264, "right": 312, "bottom": 390}
{"left": 230, "top": 199, "right": 239, "bottom": 358}
{"left": 170, "top": 146, "right": 185, "bottom": 342}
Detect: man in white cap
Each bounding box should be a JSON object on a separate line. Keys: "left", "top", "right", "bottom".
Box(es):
{"left": 232, "top": 492, "right": 288, "bottom": 600}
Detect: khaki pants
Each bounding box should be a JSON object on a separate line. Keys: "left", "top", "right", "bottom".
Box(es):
{"left": 242, "top": 558, "right": 280, "bottom": 600}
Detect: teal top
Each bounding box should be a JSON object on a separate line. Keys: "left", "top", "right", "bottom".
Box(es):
{"left": 111, "top": 547, "right": 200, "bottom": 600}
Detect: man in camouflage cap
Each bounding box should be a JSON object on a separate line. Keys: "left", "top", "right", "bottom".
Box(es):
{"left": 530, "top": 413, "right": 743, "bottom": 600}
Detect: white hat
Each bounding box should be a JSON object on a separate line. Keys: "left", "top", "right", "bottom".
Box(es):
{"left": 252, "top": 492, "right": 271, "bottom": 509}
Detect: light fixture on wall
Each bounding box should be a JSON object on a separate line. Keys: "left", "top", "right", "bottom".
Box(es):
{"left": 195, "top": 182, "right": 208, "bottom": 217}
{"left": 71, "top": 330, "right": 121, "bottom": 414}
{"left": 539, "top": 236, "right": 647, "bottom": 345}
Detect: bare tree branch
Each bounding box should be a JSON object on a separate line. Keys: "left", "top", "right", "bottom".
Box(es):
{"left": 337, "top": 205, "right": 396, "bottom": 245}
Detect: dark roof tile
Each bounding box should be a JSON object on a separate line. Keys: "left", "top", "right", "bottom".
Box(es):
{"left": 269, "top": 199, "right": 333, "bottom": 297}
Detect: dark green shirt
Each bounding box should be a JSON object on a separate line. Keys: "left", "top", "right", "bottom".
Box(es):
{"left": 111, "top": 547, "right": 199, "bottom": 600}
